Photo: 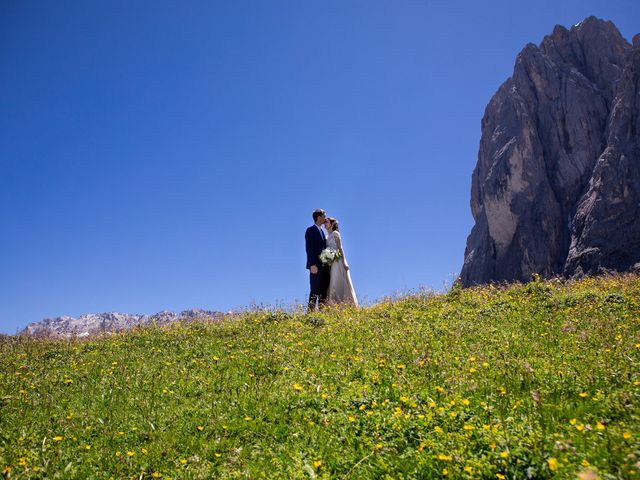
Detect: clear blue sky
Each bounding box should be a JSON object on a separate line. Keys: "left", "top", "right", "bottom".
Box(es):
{"left": 1, "top": 1, "right": 637, "bottom": 333}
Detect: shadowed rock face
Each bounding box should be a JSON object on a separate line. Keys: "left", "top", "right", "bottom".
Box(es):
{"left": 461, "top": 17, "right": 640, "bottom": 286}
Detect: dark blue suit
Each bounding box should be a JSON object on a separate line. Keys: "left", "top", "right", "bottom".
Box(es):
{"left": 305, "top": 225, "right": 330, "bottom": 310}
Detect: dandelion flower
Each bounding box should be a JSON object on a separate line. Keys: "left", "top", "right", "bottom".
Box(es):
{"left": 292, "top": 383, "right": 303, "bottom": 391}
{"left": 547, "top": 457, "right": 558, "bottom": 471}
{"left": 313, "top": 460, "right": 322, "bottom": 468}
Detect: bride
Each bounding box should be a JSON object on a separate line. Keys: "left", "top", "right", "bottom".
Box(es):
{"left": 324, "top": 217, "right": 358, "bottom": 307}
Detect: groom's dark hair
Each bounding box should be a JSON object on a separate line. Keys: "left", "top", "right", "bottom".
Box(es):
{"left": 312, "top": 209, "right": 326, "bottom": 222}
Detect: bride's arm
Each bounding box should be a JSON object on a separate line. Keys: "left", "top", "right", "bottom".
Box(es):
{"left": 334, "top": 232, "right": 349, "bottom": 270}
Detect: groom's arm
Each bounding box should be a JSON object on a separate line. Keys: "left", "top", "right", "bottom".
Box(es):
{"left": 305, "top": 228, "right": 318, "bottom": 271}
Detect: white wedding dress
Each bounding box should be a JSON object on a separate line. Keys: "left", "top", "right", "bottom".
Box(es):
{"left": 326, "top": 231, "right": 358, "bottom": 307}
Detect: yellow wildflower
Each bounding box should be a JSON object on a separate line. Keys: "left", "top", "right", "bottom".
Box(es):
{"left": 499, "top": 451, "right": 509, "bottom": 458}
{"left": 313, "top": 460, "right": 322, "bottom": 468}
{"left": 151, "top": 472, "right": 162, "bottom": 478}
{"left": 292, "top": 383, "right": 303, "bottom": 391}
{"left": 623, "top": 432, "right": 632, "bottom": 439}
{"left": 547, "top": 457, "right": 558, "bottom": 471}
{"left": 53, "top": 436, "right": 63, "bottom": 442}
{"left": 437, "top": 454, "right": 452, "bottom": 461}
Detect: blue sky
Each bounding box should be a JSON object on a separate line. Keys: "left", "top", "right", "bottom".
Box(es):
{"left": 1, "top": 0, "right": 637, "bottom": 333}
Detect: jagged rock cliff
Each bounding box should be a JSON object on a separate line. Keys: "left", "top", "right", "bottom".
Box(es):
{"left": 20, "top": 309, "right": 225, "bottom": 338}
{"left": 461, "top": 17, "right": 640, "bottom": 286}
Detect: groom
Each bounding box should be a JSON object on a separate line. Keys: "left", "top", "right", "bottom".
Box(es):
{"left": 305, "top": 208, "right": 330, "bottom": 311}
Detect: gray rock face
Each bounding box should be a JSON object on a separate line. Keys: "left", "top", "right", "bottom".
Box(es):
{"left": 461, "top": 17, "right": 640, "bottom": 286}
{"left": 20, "top": 309, "right": 225, "bottom": 338}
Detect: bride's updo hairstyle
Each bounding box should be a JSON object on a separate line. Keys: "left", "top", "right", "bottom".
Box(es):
{"left": 328, "top": 217, "right": 339, "bottom": 232}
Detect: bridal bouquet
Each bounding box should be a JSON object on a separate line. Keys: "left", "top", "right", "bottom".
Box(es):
{"left": 319, "top": 247, "right": 342, "bottom": 265}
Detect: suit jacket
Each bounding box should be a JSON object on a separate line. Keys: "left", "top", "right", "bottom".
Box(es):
{"left": 305, "top": 225, "right": 326, "bottom": 269}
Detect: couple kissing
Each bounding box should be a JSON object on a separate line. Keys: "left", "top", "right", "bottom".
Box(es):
{"left": 305, "top": 209, "right": 358, "bottom": 311}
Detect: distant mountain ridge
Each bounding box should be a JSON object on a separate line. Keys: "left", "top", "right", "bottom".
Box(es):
{"left": 20, "top": 309, "right": 225, "bottom": 338}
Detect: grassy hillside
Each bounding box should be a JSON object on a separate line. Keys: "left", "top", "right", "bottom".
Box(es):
{"left": 1, "top": 275, "right": 639, "bottom": 479}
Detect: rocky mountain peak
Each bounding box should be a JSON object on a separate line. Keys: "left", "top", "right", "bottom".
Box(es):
{"left": 461, "top": 17, "right": 640, "bottom": 286}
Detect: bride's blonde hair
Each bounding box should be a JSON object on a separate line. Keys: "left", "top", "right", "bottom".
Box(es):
{"left": 328, "top": 217, "right": 339, "bottom": 232}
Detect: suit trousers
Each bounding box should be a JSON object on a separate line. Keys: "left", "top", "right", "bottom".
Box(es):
{"left": 308, "top": 265, "right": 330, "bottom": 311}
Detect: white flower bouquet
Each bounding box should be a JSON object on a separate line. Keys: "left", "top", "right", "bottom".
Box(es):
{"left": 319, "top": 247, "right": 342, "bottom": 266}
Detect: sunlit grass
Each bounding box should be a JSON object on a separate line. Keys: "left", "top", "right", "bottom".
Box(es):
{"left": 1, "top": 274, "right": 639, "bottom": 479}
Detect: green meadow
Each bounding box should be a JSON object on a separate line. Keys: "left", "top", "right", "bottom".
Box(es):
{"left": 1, "top": 275, "right": 639, "bottom": 479}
